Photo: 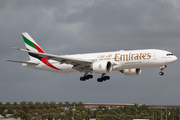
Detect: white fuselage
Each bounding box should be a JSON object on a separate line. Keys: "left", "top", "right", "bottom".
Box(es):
{"left": 23, "top": 49, "right": 177, "bottom": 73}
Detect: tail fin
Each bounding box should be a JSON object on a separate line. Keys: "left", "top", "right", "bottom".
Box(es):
{"left": 22, "top": 32, "right": 45, "bottom": 61}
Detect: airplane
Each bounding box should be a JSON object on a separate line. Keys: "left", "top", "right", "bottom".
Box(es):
{"left": 6, "top": 32, "right": 177, "bottom": 82}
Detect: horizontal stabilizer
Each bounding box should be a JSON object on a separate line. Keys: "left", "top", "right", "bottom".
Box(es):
{"left": 5, "top": 59, "right": 39, "bottom": 65}
{"left": 12, "top": 48, "right": 93, "bottom": 66}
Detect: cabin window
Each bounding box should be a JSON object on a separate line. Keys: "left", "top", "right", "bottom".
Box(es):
{"left": 166, "top": 53, "right": 174, "bottom": 56}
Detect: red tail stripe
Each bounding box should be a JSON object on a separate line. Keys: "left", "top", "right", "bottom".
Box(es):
{"left": 33, "top": 43, "right": 45, "bottom": 53}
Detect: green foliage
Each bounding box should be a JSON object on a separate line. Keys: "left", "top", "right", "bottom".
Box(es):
{"left": 13, "top": 112, "right": 20, "bottom": 119}
{"left": 41, "top": 114, "right": 47, "bottom": 120}
{"left": 2, "top": 101, "right": 180, "bottom": 120}
{"left": 0, "top": 102, "right": 3, "bottom": 105}
{"left": 25, "top": 114, "right": 31, "bottom": 120}
{"left": 18, "top": 110, "right": 26, "bottom": 119}
{"left": 60, "top": 112, "right": 66, "bottom": 120}
{"left": 47, "top": 113, "right": 54, "bottom": 120}
{"left": 54, "top": 113, "right": 60, "bottom": 120}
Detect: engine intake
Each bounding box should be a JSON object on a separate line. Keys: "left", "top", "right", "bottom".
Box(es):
{"left": 92, "top": 61, "right": 112, "bottom": 73}
{"left": 120, "top": 68, "right": 141, "bottom": 76}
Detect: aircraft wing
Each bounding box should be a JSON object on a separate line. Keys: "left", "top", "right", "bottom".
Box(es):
{"left": 13, "top": 48, "right": 93, "bottom": 71}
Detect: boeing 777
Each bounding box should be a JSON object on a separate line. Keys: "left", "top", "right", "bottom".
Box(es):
{"left": 6, "top": 32, "right": 177, "bottom": 82}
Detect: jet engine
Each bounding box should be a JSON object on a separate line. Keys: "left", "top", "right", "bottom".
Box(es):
{"left": 120, "top": 68, "right": 141, "bottom": 76}
{"left": 92, "top": 61, "right": 112, "bottom": 73}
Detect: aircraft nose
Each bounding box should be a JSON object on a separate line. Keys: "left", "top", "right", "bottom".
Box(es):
{"left": 171, "top": 56, "right": 177, "bottom": 63}
{"left": 166, "top": 55, "right": 177, "bottom": 63}
{"left": 174, "top": 56, "right": 178, "bottom": 61}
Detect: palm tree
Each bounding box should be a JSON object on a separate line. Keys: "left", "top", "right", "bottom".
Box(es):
{"left": 41, "top": 114, "right": 47, "bottom": 120}
{"left": 25, "top": 114, "right": 31, "bottom": 120}
{"left": 78, "top": 101, "right": 83, "bottom": 106}
{"left": 126, "top": 114, "right": 133, "bottom": 120}
{"left": 13, "top": 102, "right": 17, "bottom": 106}
{"left": 76, "top": 113, "right": 83, "bottom": 120}
{"left": 66, "top": 110, "right": 73, "bottom": 120}
{"left": 18, "top": 110, "right": 26, "bottom": 119}
{"left": 116, "top": 114, "right": 124, "bottom": 120}
{"left": 133, "top": 103, "right": 139, "bottom": 118}
{"left": 85, "top": 107, "right": 92, "bottom": 119}
{"left": 35, "top": 101, "right": 41, "bottom": 109}
{"left": 13, "top": 112, "right": 20, "bottom": 119}
{"left": 13, "top": 102, "right": 18, "bottom": 110}
{"left": 27, "top": 101, "right": 33, "bottom": 106}
{"left": 81, "top": 111, "right": 87, "bottom": 119}
{"left": 139, "top": 112, "right": 149, "bottom": 119}
{"left": 60, "top": 112, "right": 66, "bottom": 120}
{"left": 72, "top": 102, "right": 77, "bottom": 106}
{"left": 65, "top": 101, "right": 70, "bottom": 107}
{"left": 24, "top": 104, "right": 30, "bottom": 113}
{"left": 169, "top": 108, "right": 176, "bottom": 120}
{"left": 56, "top": 107, "right": 64, "bottom": 114}
{"left": 176, "top": 108, "right": 180, "bottom": 120}
{"left": 49, "top": 108, "right": 56, "bottom": 114}
{"left": 43, "top": 101, "right": 49, "bottom": 109}
{"left": 54, "top": 113, "right": 60, "bottom": 120}
{"left": 20, "top": 101, "right": 26, "bottom": 111}
{"left": 50, "top": 101, "right": 57, "bottom": 108}
{"left": 48, "top": 113, "right": 54, "bottom": 120}
{"left": 6, "top": 102, "right": 11, "bottom": 106}
{"left": 58, "top": 102, "right": 63, "bottom": 107}
{"left": 154, "top": 110, "right": 161, "bottom": 120}
{"left": 96, "top": 110, "right": 103, "bottom": 120}
{"left": 7, "top": 105, "right": 13, "bottom": 114}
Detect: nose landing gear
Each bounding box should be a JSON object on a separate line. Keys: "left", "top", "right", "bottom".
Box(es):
{"left": 159, "top": 65, "right": 167, "bottom": 76}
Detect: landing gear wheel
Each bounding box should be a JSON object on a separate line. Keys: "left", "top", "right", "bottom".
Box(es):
{"left": 106, "top": 76, "right": 110, "bottom": 80}
{"left": 87, "top": 75, "right": 93, "bottom": 79}
{"left": 84, "top": 76, "right": 89, "bottom": 80}
{"left": 80, "top": 74, "right": 93, "bottom": 81}
{"left": 80, "top": 77, "right": 85, "bottom": 81}
{"left": 159, "top": 72, "right": 164, "bottom": 76}
{"left": 97, "top": 78, "right": 102, "bottom": 82}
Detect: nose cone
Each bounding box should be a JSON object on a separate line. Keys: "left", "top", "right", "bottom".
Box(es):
{"left": 166, "top": 56, "right": 177, "bottom": 64}
{"left": 174, "top": 56, "right": 178, "bottom": 62}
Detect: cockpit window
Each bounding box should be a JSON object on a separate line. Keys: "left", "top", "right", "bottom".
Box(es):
{"left": 166, "top": 53, "right": 174, "bottom": 56}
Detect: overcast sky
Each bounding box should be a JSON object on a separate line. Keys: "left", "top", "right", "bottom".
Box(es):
{"left": 1, "top": 0, "right": 180, "bottom": 105}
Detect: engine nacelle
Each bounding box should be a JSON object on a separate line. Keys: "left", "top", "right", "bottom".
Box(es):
{"left": 92, "top": 61, "right": 112, "bottom": 73}
{"left": 120, "top": 68, "right": 141, "bottom": 76}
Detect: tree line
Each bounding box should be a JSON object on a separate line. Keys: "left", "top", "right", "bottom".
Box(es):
{"left": 0, "top": 101, "right": 180, "bottom": 120}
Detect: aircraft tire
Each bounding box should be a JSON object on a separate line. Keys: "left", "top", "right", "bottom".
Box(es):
{"left": 159, "top": 72, "right": 164, "bottom": 76}
{"left": 97, "top": 78, "right": 102, "bottom": 82}
{"left": 80, "top": 77, "right": 85, "bottom": 81}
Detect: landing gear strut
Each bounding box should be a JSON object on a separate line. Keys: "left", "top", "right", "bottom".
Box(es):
{"left": 97, "top": 74, "right": 110, "bottom": 82}
{"left": 159, "top": 65, "right": 167, "bottom": 76}
{"left": 80, "top": 73, "right": 93, "bottom": 81}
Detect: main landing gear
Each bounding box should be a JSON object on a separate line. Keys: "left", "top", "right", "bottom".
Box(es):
{"left": 80, "top": 73, "right": 110, "bottom": 82}
{"left": 97, "top": 74, "right": 110, "bottom": 82}
{"left": 80, "top": 73, "right": 93, "bottom": 81}
{"left": 159, "top": 65, "right": 167, "bottom": 76}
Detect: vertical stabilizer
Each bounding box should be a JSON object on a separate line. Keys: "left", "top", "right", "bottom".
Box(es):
{"left": 22, "top": 32, "right": 45, "bottom": 61}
